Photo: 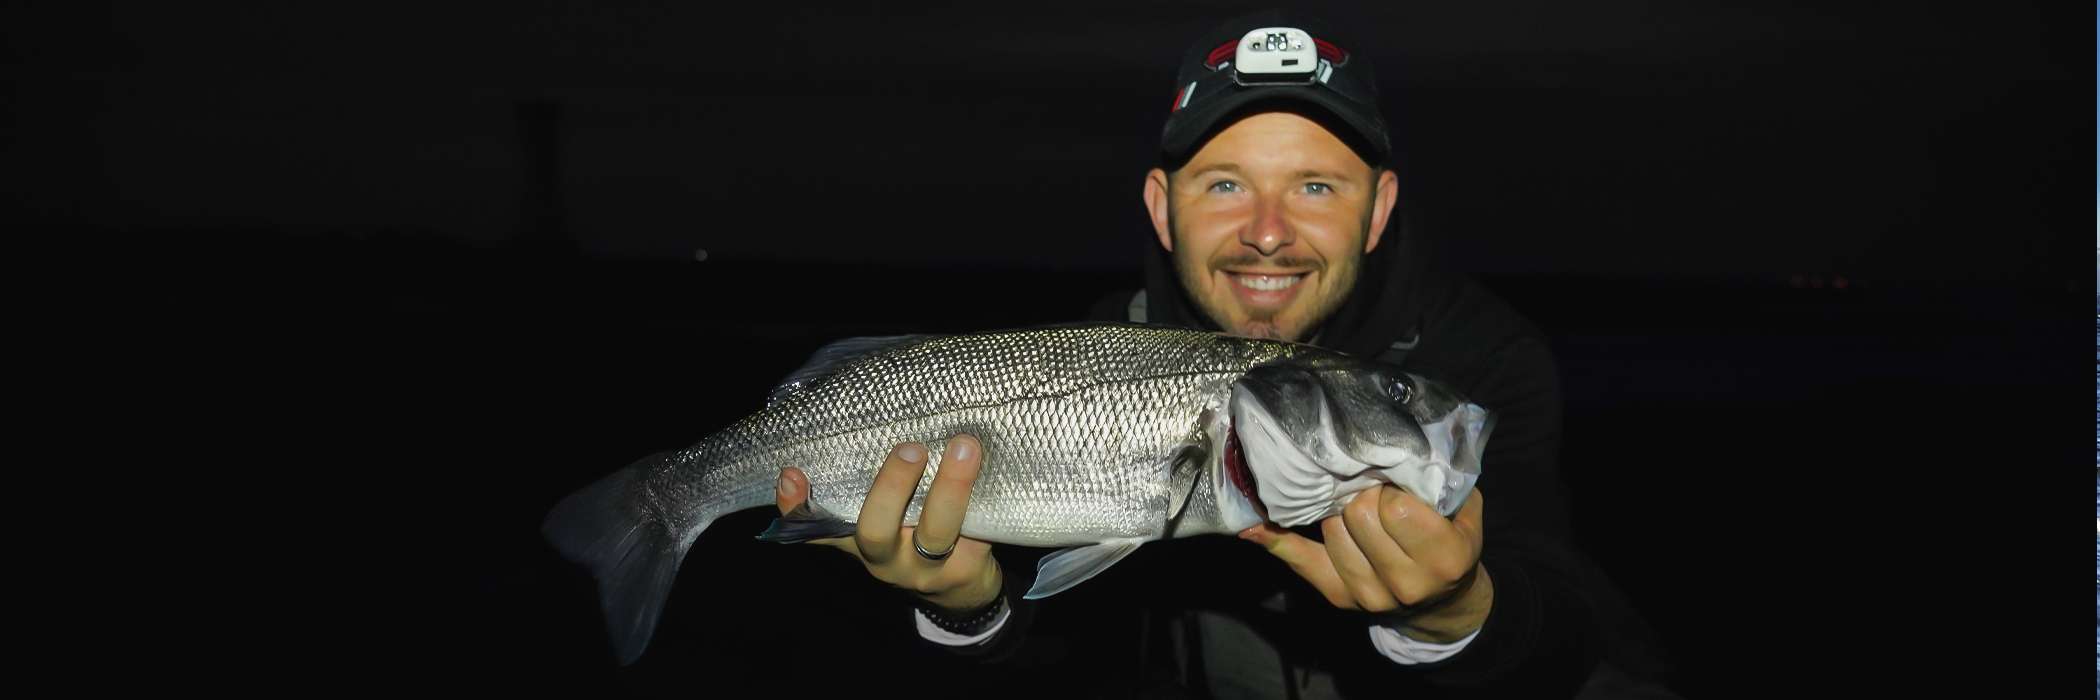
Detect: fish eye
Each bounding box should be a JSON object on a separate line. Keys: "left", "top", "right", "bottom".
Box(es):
{"left": 1386, "top": 376, "right": 1414, "bottom": 404}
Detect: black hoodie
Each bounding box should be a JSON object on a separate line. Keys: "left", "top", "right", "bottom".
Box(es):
{"left": 938, "top": 218, "right": 1668, "bottom": 698}
{"left": 928, "top": 189, "right": 1663, "bottom": 693}
{"left": 1150, "top": 215, "right": 1630, "bottom": 698}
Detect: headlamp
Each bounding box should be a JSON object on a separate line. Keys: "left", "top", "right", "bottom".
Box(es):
{"left": 1163, "top": 12, "right": 1387, "bottom": 166}
{"left": 1232, "top": 27, "right": 1320, "bottom": 86}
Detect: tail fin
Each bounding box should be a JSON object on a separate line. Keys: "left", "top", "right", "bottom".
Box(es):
{"left": 542, "top": 452, "right": 695, "bottom": 665}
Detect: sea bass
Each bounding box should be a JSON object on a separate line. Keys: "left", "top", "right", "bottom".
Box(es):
{"left": 543, "top": 323, "right": 1492, "bottom": 664}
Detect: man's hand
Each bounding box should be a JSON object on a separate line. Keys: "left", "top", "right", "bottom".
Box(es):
{"left": 1240, "top": 486, "right": 1492, "bottom": 643}
{"left": 775, "top": 436, "right": 1003, "bottom": 615}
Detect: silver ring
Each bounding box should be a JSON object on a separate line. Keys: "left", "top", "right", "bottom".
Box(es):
{"left": 911, "top": 529, "right": 955, "bottom": 561}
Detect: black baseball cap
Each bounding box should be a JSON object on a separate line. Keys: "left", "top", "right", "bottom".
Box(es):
{"left": 1161, "top": 10, "right": 1388, "bottom": 170}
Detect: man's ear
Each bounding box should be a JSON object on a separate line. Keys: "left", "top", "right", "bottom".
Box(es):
{"left": 1144, "top": 168, "right": 1173, "bottom": 252}
{"left": 1363, "top": 169, "right": 1399, "bottom": 254}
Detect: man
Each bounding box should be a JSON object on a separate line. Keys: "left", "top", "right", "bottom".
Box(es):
{"left": 772, "top": 10, "right": 1665, "bottom": 698}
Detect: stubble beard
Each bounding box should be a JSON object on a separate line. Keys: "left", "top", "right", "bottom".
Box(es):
{"left": 1170, "top": 215, "right": 1362, "bottom": 343}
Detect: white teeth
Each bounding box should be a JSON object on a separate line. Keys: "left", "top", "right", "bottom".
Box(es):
{"left": 1234, "top": 274, "right": 1303, "bottom": 291}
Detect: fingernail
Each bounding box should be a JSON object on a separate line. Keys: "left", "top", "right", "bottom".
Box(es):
{"left": 896, "top": 444, "right": 926, "bottom": 463}
{"left": 947, "top": 437, "right": 975, "bottom": 462}
{"left": 776, "top": 472, "right": 792, "bottom": 498}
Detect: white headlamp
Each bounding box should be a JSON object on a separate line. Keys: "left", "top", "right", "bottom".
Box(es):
{"left": 1232, "top": 27, "right": 1319, "bottom": 85}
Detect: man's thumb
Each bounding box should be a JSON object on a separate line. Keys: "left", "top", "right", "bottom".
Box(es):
{"left": 1239, "top": 523, "right": 1307, "bottom": 561}
{"left": 775, "top": 467, "right": 809, "bottom": 516}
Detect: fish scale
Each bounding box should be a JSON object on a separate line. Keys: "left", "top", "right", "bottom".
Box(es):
{"left": 543, "top": 322, "right": 1484, "bottom": 665}
{"left": 648, "top": 325, "right": 1302, "bottom": 546}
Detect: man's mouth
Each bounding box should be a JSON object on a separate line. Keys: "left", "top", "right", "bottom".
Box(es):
{"left": 1231, "top": 273, "right": 1305, "bottom": 292}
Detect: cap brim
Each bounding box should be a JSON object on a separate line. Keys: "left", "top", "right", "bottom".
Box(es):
{"left": 1162, "top": 84, "right": 1388, "bottom": 167}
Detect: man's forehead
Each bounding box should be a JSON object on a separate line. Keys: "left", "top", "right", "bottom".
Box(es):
{"left": 1178, "top": 111, "right": 1374, "bottom": 178}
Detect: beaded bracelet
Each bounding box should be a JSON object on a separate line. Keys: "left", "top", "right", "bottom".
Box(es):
{"left": 918, "top": 593, "right": 1007, "bottom": 636}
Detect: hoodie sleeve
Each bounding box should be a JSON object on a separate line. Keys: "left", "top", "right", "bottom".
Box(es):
{"left": 1376, "top": 330, "right": 1603, "bottom": 698}
{"left": 911, "top": 561, "right": 1044, "bottom": 663}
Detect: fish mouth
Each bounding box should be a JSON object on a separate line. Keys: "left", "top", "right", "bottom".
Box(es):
{"left": 1222, "top": 417, "right": 1261, "bottom": 508}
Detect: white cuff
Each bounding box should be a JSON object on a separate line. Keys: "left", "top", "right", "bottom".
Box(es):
{"left": 1367, "top": 625, "right": 1480, "bottom": 665}
{"left": 913, "top": 603, "right": 1012, "bottom": 647}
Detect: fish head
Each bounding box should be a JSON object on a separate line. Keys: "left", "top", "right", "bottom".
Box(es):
{"left": 1228, "top": 355, "right": 1493, "bottom": 527}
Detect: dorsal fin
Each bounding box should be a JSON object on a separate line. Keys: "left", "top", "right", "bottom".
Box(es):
{"left": 767, "top": 334, "right": 943, "bottom": 406}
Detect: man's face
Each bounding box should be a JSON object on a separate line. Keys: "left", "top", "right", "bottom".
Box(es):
{"left": 1144, "top": 111, "right": 1399, "bottom": 342}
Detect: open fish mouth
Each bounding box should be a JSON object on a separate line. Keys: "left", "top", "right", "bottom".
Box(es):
{"left": 1227, "top": 358, "right": 1491, "bottom": 527}
{"left": 1221, "top": 418, "right": 1261, "bottom": 515}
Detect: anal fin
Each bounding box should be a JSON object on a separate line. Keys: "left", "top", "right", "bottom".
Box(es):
{"left": 1024, "top": 537, "right": 1146, "bottom": 599}
{"left": 755, "top": 499, "right": 856, "bottom": 543}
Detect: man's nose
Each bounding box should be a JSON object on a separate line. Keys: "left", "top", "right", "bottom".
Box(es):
{"left": 1241, "top": 194, "right": 1294, "bottom": 256}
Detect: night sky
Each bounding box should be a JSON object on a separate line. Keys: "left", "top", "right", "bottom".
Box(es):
{"left": 17, "top": 1, "right": 2085, "bottom": 284}
{"left": 14, "top": 2, "right": 2091, "bottom": 697}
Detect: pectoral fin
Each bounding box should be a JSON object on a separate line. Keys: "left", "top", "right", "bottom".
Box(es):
{"left": 1024, "top": 537, "right": 1146, "bottom": 599}
{"left": 1167, "top": 442, "right": 1205, "bottom": 521}
{"left": 755, "top": 499, "right": 857, "bottom": 543}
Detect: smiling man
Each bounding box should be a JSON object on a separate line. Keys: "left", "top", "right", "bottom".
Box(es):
{"left": 1146, "top": 109, "right": 1397, "bottom": 344}
{"left": 771, "top": 9, "right": 1669, "bottom": 699}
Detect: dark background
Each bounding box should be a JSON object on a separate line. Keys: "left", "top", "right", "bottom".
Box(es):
{"left": 15, "top": 1, "right": 2088, "bottom": 697}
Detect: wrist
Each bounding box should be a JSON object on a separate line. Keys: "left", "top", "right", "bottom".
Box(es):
{"left": 921, "top": 561, "right": 1003, "bottom": 616}
{"left": 1397, "top": 563, "right": 1494, "bottom": 643}
{"left": 917, "top": 589, "right": 1008, "bottom": 637}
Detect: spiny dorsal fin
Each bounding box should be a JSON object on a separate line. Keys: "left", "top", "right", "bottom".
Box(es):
{"left": 767, "top": 334, "right": 944, "bottom": 406}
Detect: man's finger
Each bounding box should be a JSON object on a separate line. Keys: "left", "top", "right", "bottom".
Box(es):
{"left": 913, "top": 435, "right": 981, "bottom": 561}
{"left": 1340, "top": 487, "right": 1418, "bottom": 597}
{"left": 1378, "top": 486, "right": 1483, "bottom": 587}
{"left": 1240, "top": 523, "right": 1350, "bottom": 607}
{"left": 1322, "top": 514, "right": 1398, "bottom": 611}
{"left": 1450, "top": 487, "right": 1485, "bottom": 549}
{"left": 855, "top": 443, "right": 929, "bottom": 561}
{"left": 774, "top": 467, "right": 857, "bottom": 551}
{"left": 1375, "top": 485, "right": 1459, "bottom": 557}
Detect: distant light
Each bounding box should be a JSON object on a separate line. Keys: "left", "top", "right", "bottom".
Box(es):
{"left": 694, "top": 249, "right": 709, "bottom": 261}
{"left": 1789, "top": 274, "right": 1804, "bottom": 288}
{"left": 1810, "top": 277, "right": 1823, "bottom": 288}
{"left": 1833, "top": 277, "right": 1847, "bottom": 290}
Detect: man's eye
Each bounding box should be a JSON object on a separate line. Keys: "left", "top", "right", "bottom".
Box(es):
{"left": 1303, "top": 183, "right": 1333, "bottom": 195}
{"left": 1209, "top": 181, "right": 1242, "bottom": 193}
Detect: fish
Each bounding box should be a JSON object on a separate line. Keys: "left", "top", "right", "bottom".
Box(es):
{"left": 542, "top": 322, "right": 1492, "bottom": 664}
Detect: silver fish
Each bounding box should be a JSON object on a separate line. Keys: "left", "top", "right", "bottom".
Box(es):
{"left": 542, "top": 323, "right": 1492, "bottom": 664}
